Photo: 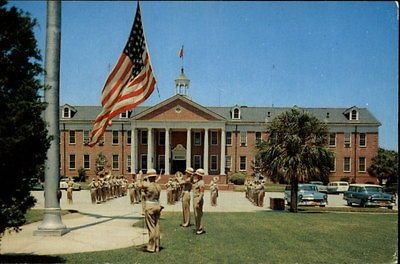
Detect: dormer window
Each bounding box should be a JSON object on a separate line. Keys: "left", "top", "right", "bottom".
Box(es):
{"left": 120, "top": 111, "right": 128, "bottom": 118}
{"left": 232, "top": 107, "right": 240, "bottom": 119}
{"left": 350, "top": 109, "right": 358, "bottom": 120}
{"left": 326, "top": 112, "right": 330, "bottom": 118}
{"left": 63, "top": 107, "right": 70, "bottom": 118}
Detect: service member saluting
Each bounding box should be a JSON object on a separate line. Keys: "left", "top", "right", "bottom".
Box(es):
{"left": 139, "top": 169, "right": 164, "bottom": 253}
{"left": 192, "top": 168, "right": 205, "bottom": 235}
{"left": 179, "top": 167, "right": 194, "bottom": 227}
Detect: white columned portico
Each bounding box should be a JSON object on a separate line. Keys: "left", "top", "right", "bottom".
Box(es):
{"left": 165, "top": 128, "right": 170, "bottom": 175}
{"left": 186, "top": 128, "right": 191, "bottom": 169}
{"left": 147, "top": 128, "right": 153, "bottom": 170}
{"left": 220, "top": 129, "right": 226, "bottom": 175}
{"left": 203, "top": 129, "right": 209, "bottom": 175}
{"left": 131, "top": 128, "right": 138, "bottom": 174}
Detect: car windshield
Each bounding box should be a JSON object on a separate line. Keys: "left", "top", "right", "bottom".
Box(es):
{"left": 365, "top": 186, "right": 383, "bottom": 193}
{"left": 300, "top": 185, "right": 317, "bottom": 191}
{"left": 310, "top": 181, "right": 322, "bottom": 185}
{"left": 339, "top": 183, "right": 348, "bottom": 186}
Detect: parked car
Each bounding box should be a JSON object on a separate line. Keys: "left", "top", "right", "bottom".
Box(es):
{"left": 30, "top": 178, "right": 44, "bottom": 190}
{"left": 284, "top": 184, "right": 328, "bottom": 207}
{"left": 327, "top": 181, "right": 349, "bottom": 194}
{"left": 309, "top": 181, "right": 327, "bottom": 193}
{"left": 344, "top": 184, "right": 395, "bottom": 209}
{"left": 59, "top": 178, "right": 81, "bottom": 191}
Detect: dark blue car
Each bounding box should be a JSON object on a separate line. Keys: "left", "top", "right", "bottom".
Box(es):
{"left": 344, "top": 184, "right": 395, "bottom": 209}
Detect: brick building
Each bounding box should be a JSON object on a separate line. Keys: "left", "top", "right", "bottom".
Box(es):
{"left": 60, "top": 70, "right": 380, "bottom": 183}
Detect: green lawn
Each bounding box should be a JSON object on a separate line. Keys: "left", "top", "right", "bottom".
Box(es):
{"left": 234, "top": 184, "right": 286, "bottom": 192}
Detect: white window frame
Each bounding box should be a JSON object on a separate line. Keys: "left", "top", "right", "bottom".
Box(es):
{"left": 62, "top": 107, "right": 70, "bottom": 118}
{"left": 358, "top": 157, "right": 366, "bottom": 172}
{"left": 350, "top": 110, "right": 358, "bottom": 120}
{"left": 255, "top": 132, "right": 262, "bottom": 142}
{"left": 112, "top": 130, "right": 119, "bottom": 145}
{"left": 343, "top": 157, "right": 351, "bottom": 172}
{"left": 240, "top": 131, "right": 247, "bottom": 147}
{"left": 329, "top": 133, "right": 336, "bottom": 147}
{"left": 193, "top": 155, "right": 202, "bottom": 169}
{"left": 239, "top": 156, "right": 247, "bottom": 171}
{"left": 225, "top": 155, "right": 232, "bottom": 170}
{"left": 232, "top": 108, "right": 240, "bottom": 119}
{"left": 69, "top": 154, "right": 76, "bottom": 170}
{"left": 119, "top": 111, "right": 128, "bottom": 118}
{"left": 359, "top": 133, "right": 367, "bottom": 147}
{"left": 127, "top": 130, "right": 131, "bottom": 145}
{"left": 226, "top": 131, "right": 232, "bottom": 146}
{"left": 158, "top": 131, "right": 165, "bottom": 146}
{"left": 211, "top": 131, "right": 218, "bottom": 146}
{"left": 344, "top": 133, "right": 351, "bottom": 148}
{"left": 127, "top": 155, "right": 131, "bottom": 172}
{"left": 210, "top": 155, "right": 218, "bottom": 171}
{"left": 69, "top": 130, "right": 76, "bottom": 145}
{"left": 194, "top": 132, "right": 201, "bottom": 146}
{"left": 83, "top": 130, "right": 90, "bottom": 145}
{"left": 112, "top": 154, "right": 119, "bottom": 170}
{"left": 83, "top": 154, "right": 90, "bottom": 170}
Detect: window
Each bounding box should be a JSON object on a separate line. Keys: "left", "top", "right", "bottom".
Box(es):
{"left": 344, "top": 157, "right": 351, "bottom": 172}
{"left": 239, "top": 156, "right": 247, "bottom": 171}
{"left": 240, "top": 131, "right": 247, "bottom": 146}
{"left": 119, "top": 111, "right": 128, "bottom": 118}
{"left": 194, "top": 132, "right": 201, "bottom": 146}
{"left": 159, "top": 131, "right": 165, "bottom": 146}
{"left": 359, "top": 133, "right": 366, "bottom": 147}
{"left": 141, "top": 154, "right": 147, "bottom": 170}
{"left": 112, "top": 131, "right": 119, "bottom": 145}
{"left": 63, "top": 107, "right": 70, "bottom": 118}
{"left": 69, "top": 154, "right": 76, "bottom": 170}
{"left": 211, "top": 131, "right": 218, "bottom": 145}
{"left": 225, "top": 155, "right": 232, "bottom": 170}
{"left": 193, "top": 155, "right": 201, "bottom": 170}
{"left": 158, "top": 155, "right": 165, "bottom": 171}
{"left": 233, "top": 108, "right": 240, "bottom": 119}
{"left": 267, "top": 112, "right": 271, "bottom": 118}
{"left": 329, "top": 133, "right": 336, "bottom": 147}
{"left": 112, "top": 155, "right": 119, "bottom": 170}
{"left": 226, "top": 132, "right": 232, "bottom": 146}
{"left": 83, "top": 130, "right": 90, "bottom": 145}
{"left": 127, "top": 155, "right": 131, "bottom": 172}
{"left": 98, "top": 134, "right": 105, "bottom": 146}
{"left": 255, "top": 132, "right": 262, "bottom": 142}
{"left": 127, "top": 131, "right": 131, "bottom": 145}
{"left": 330, "top": 156, "right": 336, "bottom": 172}
{"left": 83, "top": 154, "right": 90, "bottom": 169}
{"left": 351, "top": 110, "right": 358, "bottom": 120}
{"left": 344, "top": 133, "right": 351, "bottom": 148}
{"left": 69, "top": 130, "right": 76, "bottom": 144}
{"left": 358, "top": 157, "right": 366, "bottom": 172}
{"left": 210, "top": 155, "right": 218, "bottom": 171}
{"left": 141, "top": 130, "right": 148, "bottom": 145}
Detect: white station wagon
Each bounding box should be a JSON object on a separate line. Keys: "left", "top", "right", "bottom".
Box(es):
{"left": 327, "top": 181, "right": 349, "bottom": 194}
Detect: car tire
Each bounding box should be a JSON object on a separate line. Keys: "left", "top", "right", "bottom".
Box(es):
{"left": 347, "top": 201, "right": 352, "bottom": 206}
{"left": 388, "top": 206, "right": 393, "bottom": 210}
{"left": 319, "top": 205, "right": 326, "bottom": 207}
{"left": 360, "top": 200, "right": 366, "bottom": 208}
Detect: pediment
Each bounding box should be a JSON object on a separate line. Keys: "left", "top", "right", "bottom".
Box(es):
{"left": 132, "top": 95, "right": 225, "bottom": 122}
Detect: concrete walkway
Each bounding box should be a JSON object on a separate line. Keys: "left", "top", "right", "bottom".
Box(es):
{"left": 1, "top": 190, "right": 396, "bottom": 255}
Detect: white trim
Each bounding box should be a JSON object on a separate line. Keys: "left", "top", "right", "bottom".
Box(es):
{"left": 329, "top": 132, "right": 336, "bottom": 147}
{"left": 359, "top": 133, "right": 367, "bottom": 147}
{"left": 127, "top": 155, "right": 131, "bottom": 172}
{"left": 343, "top": 157, "right": 351, "bottom": 172}
{"left": 62, "top": 107, "right": 70, "bottom": 118}
{"left": 69, "top": 130, "right": 76, "bottom": 145}
{"left": 112, "top": 154, "right": 119, "bottom": 170}
{"left": 119, "top": 111, "right": 128, "bottom": 119}
{"left": 126, "top": 130, "right": 132, "bottom": 145}
{"left": 194, "top": 132, "right": 202, "bottom": 146}
{"left": 225, "top": 155, "right": 232, "bottom": 170}
{"left": 344, "top": 132, "right": 351, "bottom": 148}
{"left": 226, "top": 131, "right": 232, "bottom": 146}
{"left": 210, "top": 131, "right": 218, "bottom": 145}
{"left": 350, "top": 109, "right": 359, "bottom": 121}
{"left": 232, "top": 107, "right": 240, "bottom": 119}
{"left": 193, "top": 155, "right": 202, "bottom": 169}
{"left": 240, "top": 131, "right": 247, "bottom": 147}
{"left": 210, "top": 155, "right": 218, "bottom": 171}
{"left": 83, "top": 154, "right": 90, "bottom": 170}
{"left": 112, "top": 130, "right": 119, "bottom": 145}
{"left": 83, "top": 130, "right": 90, "bottom": 145}
{"left": 69, "top": 154, "right": 76, "bottom": 170}
{"left": 239, "top": 156, "right": 247, "bottom": 171}
{"left": 255, "top": 132, "right": 262, "bottom": 142}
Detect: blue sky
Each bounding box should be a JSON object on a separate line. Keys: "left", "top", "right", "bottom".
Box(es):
{"left": 9, "top": 1, "right": 399, "bottom": 150}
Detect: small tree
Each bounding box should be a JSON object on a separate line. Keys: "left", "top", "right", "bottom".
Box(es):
{"left": 256, "top": 108, "right": 334, "bottom": 212}
{"left": 0, "top": 1, "right": 50, "bottom": 241}
{"left": 368, "top": 148, "right": 398, "bottom": 185}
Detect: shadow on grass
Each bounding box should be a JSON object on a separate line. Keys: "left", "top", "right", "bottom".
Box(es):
{"left": 0, "top": 253, "right": 65, "bottom": 263}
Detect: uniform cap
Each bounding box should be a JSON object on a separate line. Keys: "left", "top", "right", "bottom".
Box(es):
{"left": 195, "top": 168, "right": 205, "bottom": 177}
{"left": 185, "top": 167, "right": 194, "bottom": 174}
{"left": 144, "top": 169, "right": 157, "bottom": 179}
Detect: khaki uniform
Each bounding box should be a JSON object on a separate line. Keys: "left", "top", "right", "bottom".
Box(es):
{"left": 67, "top": 181, "right": 73, "bottom": 204}
{"left": 210, "top": 180, "right": 219, "bottom": 206}
{"left": 192, "top": 179, "right": 205, "bottom": 233}
{"left": 166, "top": 179, "right": 174, "bottom": 205}
{"left": 141, "top": 179, "right": 163, "bottom": 253}
{"left": 89, "top": 179, "right": 97, "bottom": 204}
{"left": 179, "top": 177, "right": 192, "bottom": 227}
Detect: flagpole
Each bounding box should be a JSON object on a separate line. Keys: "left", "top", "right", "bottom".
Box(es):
{"left": 35, "top": 0, "right": 68, "bottom": 236}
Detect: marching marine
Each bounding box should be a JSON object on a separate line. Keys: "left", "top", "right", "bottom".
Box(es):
{"left": 179, "top": 167, "right": 194, "bottom": 227}
{"left": 192, "top": 168, "right": 205, "bottom": 235}
{"left": 210, "top": 176, "right": 219, "bottom": 206}
{"left": 89, "top": 177, "right": 97, "bottom": 204}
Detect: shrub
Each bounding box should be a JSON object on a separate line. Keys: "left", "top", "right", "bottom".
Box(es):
{"left": 78, "top": 167, "right": 86, "bottom": 182}
{"left": 229, "top": 172, "right": 246, "bottom": 185}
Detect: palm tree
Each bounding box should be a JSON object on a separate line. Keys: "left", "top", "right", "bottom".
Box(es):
{"left": 256, "top": 108, "right": 334, "bottom": 212}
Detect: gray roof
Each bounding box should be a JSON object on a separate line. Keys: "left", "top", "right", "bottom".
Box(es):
{"left": 60, "top": 102, "right": 380, "bottom": 126}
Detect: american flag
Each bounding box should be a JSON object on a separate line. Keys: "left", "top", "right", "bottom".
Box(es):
{"left": 89, "top": 3, "right": 156, "bottom": 147}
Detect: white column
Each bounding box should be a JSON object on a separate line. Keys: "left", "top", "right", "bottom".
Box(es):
{"left": 220, "top": 129, "right": 226, "bottom": 175}
{"left": 131, "top": 128, "right": 138, "bottom": 174}
{"left": 203, "top": 129, "right": 209, "bottom": 175}
{"left": 186, "top": 128, "right": 191, "bottom": 169}
{"left": 165, "top": 128, "right": 170, "bottom": 175}
{"left": 147, "top": 128, "right": 153, "bottom": 170}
